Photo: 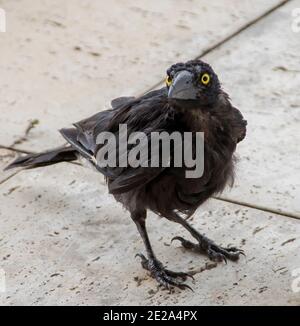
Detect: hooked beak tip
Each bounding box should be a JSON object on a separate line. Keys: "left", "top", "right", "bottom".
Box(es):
{"left": 167, "top": 71, "right": 198, "bottom": 100}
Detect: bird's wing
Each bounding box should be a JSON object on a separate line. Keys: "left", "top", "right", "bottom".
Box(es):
{"left": 111, "top": 96, "right": 135, "bottom": 109}
{"left": 72, "top": 96, "right": 136, "bottom": 152}
{"left": 108, "top": 166, "right": 164, "bottom": 194}
{"left": 73, "top": 110, "right": 115, "bottom": 153}
{"left": 231, "top": 106, "right": 247, "bottom": 143}
{"left": 214, "top": 92, "right": 247, "bottom": 144}
{"left": 104, "top": 88, "right": 172, "bottom": 194}
{"left": 60, "top": 88, "right": 171, "bottom": 193}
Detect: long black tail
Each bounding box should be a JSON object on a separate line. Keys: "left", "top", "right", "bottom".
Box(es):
{"left": 4, "top": 146, "right": 78, "bottom": 171}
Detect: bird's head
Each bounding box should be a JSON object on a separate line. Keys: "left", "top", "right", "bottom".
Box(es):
{"left": 166, "top": 60, "right": 221, "bottom": 107}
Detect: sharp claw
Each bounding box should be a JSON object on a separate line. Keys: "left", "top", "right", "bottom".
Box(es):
{"left": 227, "top": 247, "right": 245, "bottom": 256}
{"left": 171, "top": 236, "right": 185, "bottom": 244}
{"left": 227, "top": 246, "right": 238, "bottom": 252}
{"left": 135, "top": 253, "right": 148, "bottom": 269}
{"left": 172, "top": 235, "right": 245, "bottom": 266}
{"left": 158, "top": 274, "right": 193, "bottom": 291}
{"left": 181, "top": 272, "right": 194, "bottom": 281}
{"left": 171, "top": 236, "right": 197, "bottom": 250}
{"left": 164, "top": 277, "right": 193, "bottom": 292}
{"left": 185, "top": 273, "right": 195, "bottom": 280}
{"left": 170, "top": 280, "right": 193, "bottom": 292}
{"left": 135, "top": 253, "right": 146, "bottom": 260}
{"left": 224, "top": 247, "right": 246, "bottom": 259}
{"left": 180, "top": 283, "right": 194, "bottom": 292}
{"left": 239, "top": 250, "right": 246, "bottom": 257}
{"left": 138, "top": 256, "right": 193, "bottom": 291}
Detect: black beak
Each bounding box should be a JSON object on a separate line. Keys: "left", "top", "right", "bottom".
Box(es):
{"left": 168, "top": 71, "right": 198, "bottom": 100}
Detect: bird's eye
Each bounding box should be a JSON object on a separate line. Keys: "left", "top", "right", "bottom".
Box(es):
{"left": 200, "top": 73, "right": 210, "bottom": 85}
{"left": 165, "top": 76, "right": 172, "bottom": 87}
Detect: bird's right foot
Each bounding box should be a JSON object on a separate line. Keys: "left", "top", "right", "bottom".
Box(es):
{"left": 171, "top": 236, "right": 244, "bottom": 263}
{"left": 135, "top": 253, "right": 193, "bottom": 291}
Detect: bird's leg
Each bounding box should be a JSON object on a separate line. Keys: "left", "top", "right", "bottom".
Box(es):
{"left": 131, "top": 210, "right": 193, "bottom": 290}
{"left": 169, "top": 213, "right": 244, "bottom": 263}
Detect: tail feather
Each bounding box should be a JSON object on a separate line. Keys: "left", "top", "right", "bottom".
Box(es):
{"left": 4, "top": 146, "right": 78, "bottom": 171}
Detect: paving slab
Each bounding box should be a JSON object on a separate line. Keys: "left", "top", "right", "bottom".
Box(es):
{"left": 0, "top": 0, "right": 299, "bottom": 306}
{"left": 0, "top": 0, "right": 283, "bottom": 151}
{"left": 198, "top": 0, "right": 300, "bottom": 216}
{"left": 0, "top": 163, "right": 299, "bottom": 305}
{"left": 2, "top": 0, "right": 297, "bottom": 215}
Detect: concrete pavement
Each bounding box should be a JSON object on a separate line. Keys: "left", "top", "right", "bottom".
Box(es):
{"left": 0, "top": 0, "right": 299, "bottom": 305}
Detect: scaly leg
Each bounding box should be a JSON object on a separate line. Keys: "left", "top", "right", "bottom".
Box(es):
{"left": 169, "top": 213, "right": 244, "bottom": 263}
{"left": 131, "top": 210, "right": 193, "bottom": 290}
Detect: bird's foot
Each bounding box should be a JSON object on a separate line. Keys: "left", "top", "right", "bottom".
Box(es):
{"left": 135, "top": 253, "right": 193, "bottom": 291}
{"left": 172, "top": 236, "right": 244, "bottom": 263}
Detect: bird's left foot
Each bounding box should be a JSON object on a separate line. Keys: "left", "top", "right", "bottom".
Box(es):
{"left": 136, "top": 253, "right": 193, "bottom": 291}
{"left": 171, "top": 236, "right": 244, "bottom": 263}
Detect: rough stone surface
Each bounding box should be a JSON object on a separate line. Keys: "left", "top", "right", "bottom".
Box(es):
{"left": 205, "top": 0, "right": 300, "bottom": 216}
{"left": 0, "top": 164, "right": 299, "bottom": 305}
{"left": 0, "top": 0, "right": 299, "bottom": 306}
{"left": 0, "top": 0, "right": 283, "bottom": 150}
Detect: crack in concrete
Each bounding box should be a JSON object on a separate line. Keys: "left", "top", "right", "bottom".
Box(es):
{"left": 0, "top": 171, "right": 20, "bottom": 185}
{"left": 0, "top": 145, "right": 36, "bottom": 155}
{"left": 0, "top": 0, "right": 296, "bottom": 221}
{"left": 139, "top": 0, "right": 291, "bottom": 96}
{"left": 213, "top": 196, "right": 300, "bottom": 220}
{"left": 1, "top": 143, "right": 297, "bottom": 220}
{"left": 9, "top": 119, "right": 40, "bottom": 148}
{"left": 2, "top": 0, "right": 291, "bottom": 158}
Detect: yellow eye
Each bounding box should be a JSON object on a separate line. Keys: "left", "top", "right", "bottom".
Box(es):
{"left": 200, "top": 73, "right": 210, "bottom": 85}
{"left": 165, "top": 75, "right": 172, "bottom": 87}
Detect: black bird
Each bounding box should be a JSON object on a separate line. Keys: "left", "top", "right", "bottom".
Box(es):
{"left": 5, "top": 60, "right": 247, "bottom": 290}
